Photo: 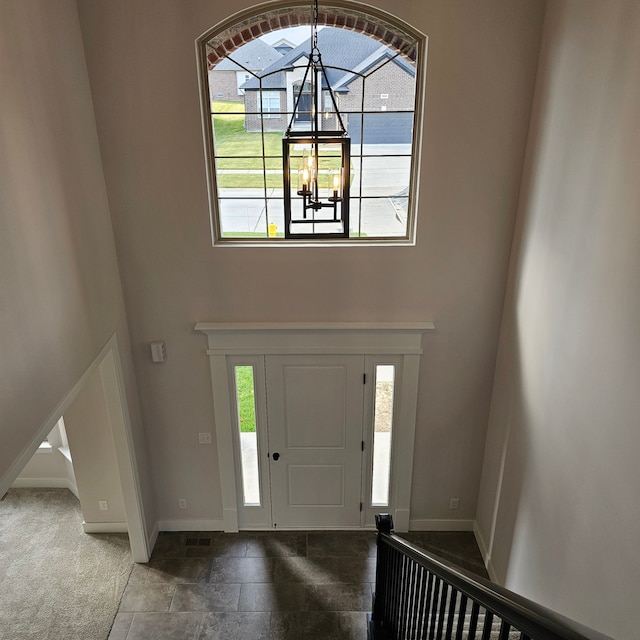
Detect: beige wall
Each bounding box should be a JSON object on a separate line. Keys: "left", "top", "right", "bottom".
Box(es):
{"left": 0, "top": 0, "right": 154, "bottom": 532}
{"left": 476, "top": 2, "right": 640, "bottom": 638}
{"left": 15, "top": 449, "right": 69, "bottom": 485}
{"left": 64, "top": 366, "right": 127, "bottom": 524}
{"left": 75, "top": 0, "right": 545, "bottom": 524}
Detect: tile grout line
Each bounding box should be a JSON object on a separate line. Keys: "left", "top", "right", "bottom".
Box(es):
{"left": 193, "top": 612, "right": 206, "bottom": 640}
{"left": 126, "top": 611, "right": 140, "bottom": 640}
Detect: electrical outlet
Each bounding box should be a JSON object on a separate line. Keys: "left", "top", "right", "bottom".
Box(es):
{"left": 178, "top": 498, "right": 187, "bottom": 509}
{"left": 198, "top": 432, "right": 212, "bottom": 444}
{"left": 98, "top": 500, "right": 109, "bottom": 511}
{"left": 449, "top": 498, "right": 460, "bottom": 510}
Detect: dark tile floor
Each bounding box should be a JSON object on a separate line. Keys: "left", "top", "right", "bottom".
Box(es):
{"left": 109, "top": 530, "right": 488, "bottom": 640}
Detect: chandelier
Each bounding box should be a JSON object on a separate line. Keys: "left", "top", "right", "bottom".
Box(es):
{"left": 282, "top": 0, "right": 351, "bottom": 239}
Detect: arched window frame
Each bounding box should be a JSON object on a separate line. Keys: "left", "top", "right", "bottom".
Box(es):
{"left": 195, "top": 2, "right": 427, "bottom": 246}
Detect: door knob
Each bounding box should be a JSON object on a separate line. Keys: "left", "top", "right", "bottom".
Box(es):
{"left": 272, "top": 452, "right": 280, "bottom": 461}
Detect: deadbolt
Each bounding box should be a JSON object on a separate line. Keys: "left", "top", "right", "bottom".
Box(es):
{"left": 272, "top": 452, "right": 280, "bottom": 461}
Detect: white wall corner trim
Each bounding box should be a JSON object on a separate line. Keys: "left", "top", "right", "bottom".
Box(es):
{"left": 473, "top": 521, "right": 498, "bottom": 583}
{"left": 148, "top": 521, "right": 160, "bottom": 556}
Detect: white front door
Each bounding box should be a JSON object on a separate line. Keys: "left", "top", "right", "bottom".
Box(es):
{"left": 265, "top": 355, "right": 364, "bottom": 528}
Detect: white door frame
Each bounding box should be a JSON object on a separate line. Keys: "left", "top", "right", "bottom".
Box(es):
{"left": 196, "top": 322, "right": 433, "bottom": 533}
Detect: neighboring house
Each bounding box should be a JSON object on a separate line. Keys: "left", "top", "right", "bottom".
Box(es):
{"left": 208, "top": 39, "right": 283, "bottom": 103}
{"left": 240, "top": 28, "right": 416, "bottom": 142}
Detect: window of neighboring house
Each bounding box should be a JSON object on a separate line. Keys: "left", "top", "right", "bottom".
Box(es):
{"left": 260, "top": 90, "right": 281, "bottom": 118}
{"left": 237, "top": 72, "right": 251, "bottom": 95}
{"left": 197, "top": 3, "right": 426, "bottom": 244}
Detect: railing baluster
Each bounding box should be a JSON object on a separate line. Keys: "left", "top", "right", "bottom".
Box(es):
{"left": 384, "top": 546, "right": 395, "bottom": 635}
{"left": 379, "top": 544, "right": 390, "bottom": 629}
{"left": 395, "top": 554, "right": 404, "bottom": 638}
{"left": 399, "top": 558, "right": 410, "bottom": 640}
{"left": 374, "top": 540, "right": 388, "bottom": 624}
{"left": 468, "top": 601, "right": 480, "bottom": 640}
{"left": 415, "top": 566, "right": 429, "bottom": 640}
{"left": 391, "top": 551, "right": 402, "bottom": 636}
{"left": 435, "top": 582, "right": 449, "bottom": 639}
{"left": 444, "top": 588, "right": 458, "bottom": 640}
{"left": 481, "top": 610, "right": 494, "bottom": 639}
{"left": 422, "top": 572, "right": 435, "bottom": 640}
{"left": 394, "top": 549, "right": 404, "bottom": 636}
{"left": 497, "top": 619, "right": 512, "bottom": 640}
{"left": 398, "top": 556, "right": 411, "bottom": 640}
{"left": 399, "top": 553, "right": 409, "bottom": 636}
{"left": 406, "top": 560, "right": 421, "bottom": 640}
{"left": 455, "top": 593, "right": 468, "bottom": 640}
{"left": 407, "top": 558, "right": 417, "bottom": 639}
{"left": 427, "top": 575, "right": 441, "bottom": 640}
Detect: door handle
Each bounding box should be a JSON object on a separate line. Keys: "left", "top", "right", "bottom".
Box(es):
{"left": 272, "top": 452, "right": 280, "bottom": 461}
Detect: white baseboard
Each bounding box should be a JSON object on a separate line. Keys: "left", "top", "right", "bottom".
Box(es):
{"left": 409, "top": 518, "right": 475, "bottom": 531}
{"left": 473, "top": 522, "right": 498, "bottom": 582}
{"left": 157, "top": 519, "right": 225, "bottom": 532}
{"left": 83, "top": 521, "right": 128, "bottom": 533}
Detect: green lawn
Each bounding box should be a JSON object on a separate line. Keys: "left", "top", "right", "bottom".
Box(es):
{"left": 221, "top": 231, "right": 285, "bottom": 238}
{"left": 212, "top": 101, "right": 281, "bottom": 187}
{"left": 212, "top": 101, "right": 345, "bottom": 189}
{"left": 235, "top": 366, "right": 256, "bottom": 433}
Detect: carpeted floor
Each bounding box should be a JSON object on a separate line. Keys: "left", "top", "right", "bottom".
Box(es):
{"left": 0, "top": 488, "right": 133, "bottom": 640}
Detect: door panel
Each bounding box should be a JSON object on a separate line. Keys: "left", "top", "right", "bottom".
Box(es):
{"left": 282, "top": 364, "right": 347, "bottom": 449}
{"left": 288, "top": 465, "right": 344, "bottom": 506}
{"left": 266, "top": 355, "right": 364, "bottom": 528}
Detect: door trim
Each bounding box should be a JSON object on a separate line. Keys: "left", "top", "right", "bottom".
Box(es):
{"left": 197, "top": 322, "right": 433, "bottom": 532}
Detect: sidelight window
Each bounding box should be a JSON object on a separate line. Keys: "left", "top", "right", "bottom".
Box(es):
{"left": 371, "top": 364, "right": 395, "bottom": 506}
{"left": 233, "top": 365, "right": 260, "bottom": 506}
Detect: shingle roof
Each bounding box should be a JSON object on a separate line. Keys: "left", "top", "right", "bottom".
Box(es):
{"left": 241, "top": 28, "right": 412, "bottom": 91}
{"left": 214, "top": 39, "right": 283, "bottom": 72}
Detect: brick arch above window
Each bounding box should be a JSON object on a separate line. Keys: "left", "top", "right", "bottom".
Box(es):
{"left": 204, "top": 3, "right": 419, "bottom": 69}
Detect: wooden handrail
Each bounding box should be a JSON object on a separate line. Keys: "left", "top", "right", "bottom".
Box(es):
{"left": 370, "top": 515, "right": 614, "bottom": 640}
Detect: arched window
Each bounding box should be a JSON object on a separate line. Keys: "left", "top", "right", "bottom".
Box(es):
{"left": 196, "top": 2, "right": 426, "bottom": 244}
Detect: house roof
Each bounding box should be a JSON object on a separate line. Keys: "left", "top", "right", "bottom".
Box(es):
{"left": 241, "top": 28, "right": 414, "bottom": 91}
{"left": 271, "top": 37, "right": 296, "bottom": 55}
{"left": 213, "top": 39, "right": 283, "bottom": 72}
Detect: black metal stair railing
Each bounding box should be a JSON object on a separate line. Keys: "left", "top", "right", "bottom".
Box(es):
{"left": 369, "top": 515, "right": 614, "bottom": 640}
